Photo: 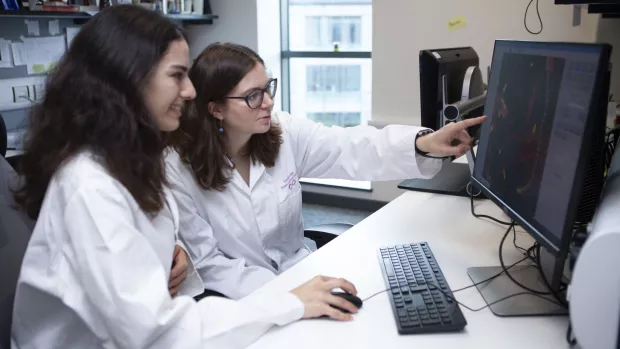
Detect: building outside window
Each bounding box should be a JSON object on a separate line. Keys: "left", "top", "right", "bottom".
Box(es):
{"left": 282, "top": 0, "right": 372, "bottom": 190}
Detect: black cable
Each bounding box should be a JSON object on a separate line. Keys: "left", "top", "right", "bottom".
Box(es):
{"left": 499, "top": 223, "right": 567, "bottom": 297}
{"left": 452, "top": 226, "right": 536, "bottom": 293}
{"left": 427, "top": 282, "right": 564, "bottom": 312}
{"left": 451, "top": 254, "right": 530, "bottom": 293}
{"left": 363, "top": 283, "right": 564, "bottom": 314}
{"left": 512, "top": 224, "right": 530, "bottom": 257}
{"left": 567, "top": 323, "right": 577, "bottom": 347}
{"left": 470, "top": 193, "right": 512, "bottom": 226}
{"left": 362, "top": 289, "right": 388, "bottom": 302}
{"left": 524, "top": 0, "right": 543, "bottom": 35}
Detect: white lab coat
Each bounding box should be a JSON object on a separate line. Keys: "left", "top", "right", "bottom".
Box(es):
{"left": 11, "top": 151, "right": 304, "bottom": 349}
{"left": 165, "top": 111, "right": 442, "bottom": 299}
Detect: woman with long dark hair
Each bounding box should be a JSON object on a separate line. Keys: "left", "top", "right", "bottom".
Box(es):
{"left": 11, "top": 6, "right": 359, "bottom": 349}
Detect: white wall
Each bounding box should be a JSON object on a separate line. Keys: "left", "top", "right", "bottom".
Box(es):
{"left": 185, "top": 0, "right": 259, "bottom": 59}
{"left": 597, "top": 18, "right": 620, "bottom": 99}
{"left": 371, "top": 0, "right": 601, "bottom": 127}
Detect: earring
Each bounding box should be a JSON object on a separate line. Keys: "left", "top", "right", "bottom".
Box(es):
{"left": 218, "top": 120, "right": 224, "bottom": 134}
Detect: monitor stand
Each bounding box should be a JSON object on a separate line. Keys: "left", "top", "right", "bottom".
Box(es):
{"left": 398, "top": 162, "right": 474, "bottom": 198}
{"left": 467, "top": 265, "right": 568, "bottom": 317}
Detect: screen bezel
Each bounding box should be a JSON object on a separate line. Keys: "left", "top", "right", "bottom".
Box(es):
{"left": 471, "top": 39, "right": 611, "bottom": 257}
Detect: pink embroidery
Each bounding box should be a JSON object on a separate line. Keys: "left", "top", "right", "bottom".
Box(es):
{"left": 281, "top": 172, "right": 297, "bottom": 190}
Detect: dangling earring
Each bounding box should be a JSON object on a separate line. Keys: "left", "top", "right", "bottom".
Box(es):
{"left": 218, "top": 120, "right": 224, "bottom": 134}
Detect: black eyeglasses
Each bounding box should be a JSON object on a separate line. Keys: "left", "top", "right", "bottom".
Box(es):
{"left": 225, "top": 78, "right": 278, "bottom": 109}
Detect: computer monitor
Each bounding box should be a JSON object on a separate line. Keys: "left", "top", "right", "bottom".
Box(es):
{"left": 398, "top": 47, "right": 485, "bottom": 198}
{"left": 470, "top": 40, "right": 612, "bottom": 317}
{"left": 419, "top": 47, "right": 485, "bottom": 132}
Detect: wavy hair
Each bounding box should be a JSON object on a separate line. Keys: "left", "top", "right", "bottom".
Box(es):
{"left": 169, "top": 43, "right": 282, "bottom": 191}
{"left": 13, "top": 5, "right": 186, "bottom": 219}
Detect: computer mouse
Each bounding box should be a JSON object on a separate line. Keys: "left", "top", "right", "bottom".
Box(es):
{"left": 330, "top": 291, "right": 363, "bottom": 313}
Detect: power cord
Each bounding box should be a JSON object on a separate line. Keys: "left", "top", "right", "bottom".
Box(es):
{"left": 452, "top": 226, "right": 538, "bottom": 293}
{"left": 469, "top": 192, "right": 512, "bottom": 226}
{"left": 524, "top": 0, "right": 543, "bottom": 35}
{"left": 498, "top": 223, "right": 557, "bottom": 295}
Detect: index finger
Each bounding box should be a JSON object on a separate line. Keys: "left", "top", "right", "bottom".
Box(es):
{"left": 457, "top": 115, "right": 488, "bottom": 130}
{"left": 324, "top": 277, "right": 358, "bottom": 296}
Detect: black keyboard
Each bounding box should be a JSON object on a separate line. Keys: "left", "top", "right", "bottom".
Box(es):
{"left": 378, "top": 242, "right": 467, "bottom": 334}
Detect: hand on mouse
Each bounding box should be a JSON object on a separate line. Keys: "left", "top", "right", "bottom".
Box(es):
{"left": 290, "top": 275, "right": 358, "bottom": 321}
{"left": 415, "top": 115, "right": 488, "bottom": 158}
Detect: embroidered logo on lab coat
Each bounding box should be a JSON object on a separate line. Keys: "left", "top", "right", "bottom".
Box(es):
{"left": 281, "top": 172, "right": 297, "bottom": 190}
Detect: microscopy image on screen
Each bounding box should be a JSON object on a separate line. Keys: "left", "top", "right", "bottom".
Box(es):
{"left": 481, "top": 52, "right": 566, "bottom": 217}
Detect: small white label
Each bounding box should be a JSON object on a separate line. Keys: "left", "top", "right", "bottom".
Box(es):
{"left": 432, "top": 52, "right": 441, "bottom": 60}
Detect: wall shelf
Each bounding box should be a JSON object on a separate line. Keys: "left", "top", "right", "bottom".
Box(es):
{"left": 0, "top": 9, "right": 217, "bottom": 24}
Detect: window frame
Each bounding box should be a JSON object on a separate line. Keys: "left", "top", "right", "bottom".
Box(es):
{"left": 280, "top": 0, "right": 372, "bottom": 192}
{"left": 279, "top": 0, "right": 371, "bottom": 113}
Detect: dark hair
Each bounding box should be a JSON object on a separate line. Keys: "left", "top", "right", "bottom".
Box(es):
{"left": 169, "top": 42, "right": 282, "bottom": 191}
{"left": 13, "top": 5, "right": 186, "bottom": 219}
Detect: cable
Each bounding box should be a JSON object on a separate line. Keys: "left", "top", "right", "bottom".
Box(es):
{"left": 567, "top": 323, "right": 578, "bottom": 347}
{"left": 469, "top": 193, "right": 512, "bottom": 226}
{"left": 452, "top": 227, "right": 536, "bottom": 294}
{"left": 451, "top": 254, "right": 530, "bottom": 293}
{"left": 427, "top": 282, "right": 564, "bottom": 312}
{"left": 362, "top": 283, "right": 564, "bottom": 314}
{"left": 499, "top": 223, "right": 568, "bottom": 297}
{"left": 362, "top": 289, "right": 388, "bottom": 302}
{"left": 524, "top": 0, "right": 543, "bottom": 35}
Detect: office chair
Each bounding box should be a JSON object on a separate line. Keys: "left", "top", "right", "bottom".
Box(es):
{"left": 304, "top": 222, "right": 353, "bottom": 249}
{"left": 0, "top": 156, "right": 34, "bottom": 349}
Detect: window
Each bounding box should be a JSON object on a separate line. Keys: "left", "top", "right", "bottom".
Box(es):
{"left": 282, "top": 0, "right": 372, "bottom": 191}
{"left": 307, "top": 112, "right": 361, "bottom": 127}
{"left": 306, "top": 65, "right": 361, "bottom": 93}
{"left": 303, "top": 16, "right": 362, "bottom": 50}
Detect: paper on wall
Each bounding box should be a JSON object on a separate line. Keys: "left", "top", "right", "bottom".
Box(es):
{"left": 24, "top": 20, "right": 40, "bottom": 36}
{"left": 11, "top": 42, "right": 26, "bottom": 66}
{"left": 447, "top": 15, "right": 467, "bottom": 31}
{"left": 0, "top": 39, "right": 13, "bottom": 68}
{"left": 27, "top": 62, "right": 55, "bottom": 75}
{"left": 49, "top": 20, "right": 60, "bottom": 35}
{"left": 19, "top": 35, "right": 66, "bottom": 64}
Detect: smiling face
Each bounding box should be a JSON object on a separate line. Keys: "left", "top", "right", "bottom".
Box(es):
{"left": 143, "top": 39, "right": 196, "bottom": 132}
{"left": 209, "top": 63, "right": 275, "bottom": 137}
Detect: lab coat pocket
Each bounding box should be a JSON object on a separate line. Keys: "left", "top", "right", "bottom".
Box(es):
{"left": 277, "top": 177, "right": 303, "bottom": 244}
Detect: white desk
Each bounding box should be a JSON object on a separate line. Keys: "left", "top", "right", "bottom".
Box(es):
{"left": 248, "top": 191, "right": 570, "bottom": 349}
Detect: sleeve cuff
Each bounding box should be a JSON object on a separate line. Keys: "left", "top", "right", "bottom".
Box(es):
{"left": 176, "top": 241, "right": 206, "bottom": 298}
{"left": 414, "top": 153, "right": 443, "bottom": 179}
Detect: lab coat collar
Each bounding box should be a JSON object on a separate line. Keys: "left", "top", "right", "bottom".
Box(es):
{"left": 249, "top": 160, "right": 265, "bottom": 191}
{"left": 225, "top": 155, "right": 266, "bottom": 195}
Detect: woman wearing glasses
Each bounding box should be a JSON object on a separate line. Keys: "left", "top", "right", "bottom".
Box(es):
{"left": 165, "top": 43, "right": 487, "bottom": 299}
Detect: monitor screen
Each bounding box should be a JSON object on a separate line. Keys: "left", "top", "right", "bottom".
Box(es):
{"left": 473, "top": 40, "right": 609, "bottom": 251}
